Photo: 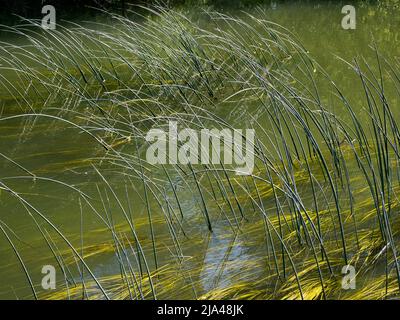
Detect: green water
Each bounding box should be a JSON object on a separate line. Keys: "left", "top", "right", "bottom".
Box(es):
{"left": 1, "top": 2, "right": 400, "bottom": 300}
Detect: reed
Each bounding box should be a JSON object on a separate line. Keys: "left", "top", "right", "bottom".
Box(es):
{"left": 1, "top": 5, "right": 400, "bottom": 299}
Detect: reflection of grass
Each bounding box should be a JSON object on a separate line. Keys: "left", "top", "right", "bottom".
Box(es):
{"left": 1, "top": 6, "right": 400, "bottom": 299}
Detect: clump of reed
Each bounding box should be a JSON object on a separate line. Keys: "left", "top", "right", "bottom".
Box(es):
{"left": 1, "top": 5, "right": 400, "bottom": 300}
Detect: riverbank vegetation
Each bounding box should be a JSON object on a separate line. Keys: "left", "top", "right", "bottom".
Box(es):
{"left": 1, "top": 3, "right": 400, "bottom": 299}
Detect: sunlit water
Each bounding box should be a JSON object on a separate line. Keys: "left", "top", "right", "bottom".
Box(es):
{"left": 1, "top": 2, "right": 400, "bottom": 299}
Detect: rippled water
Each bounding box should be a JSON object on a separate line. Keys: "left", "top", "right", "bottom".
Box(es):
{"left": 1, "top": 2, "right": 400, "bottom": 299}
